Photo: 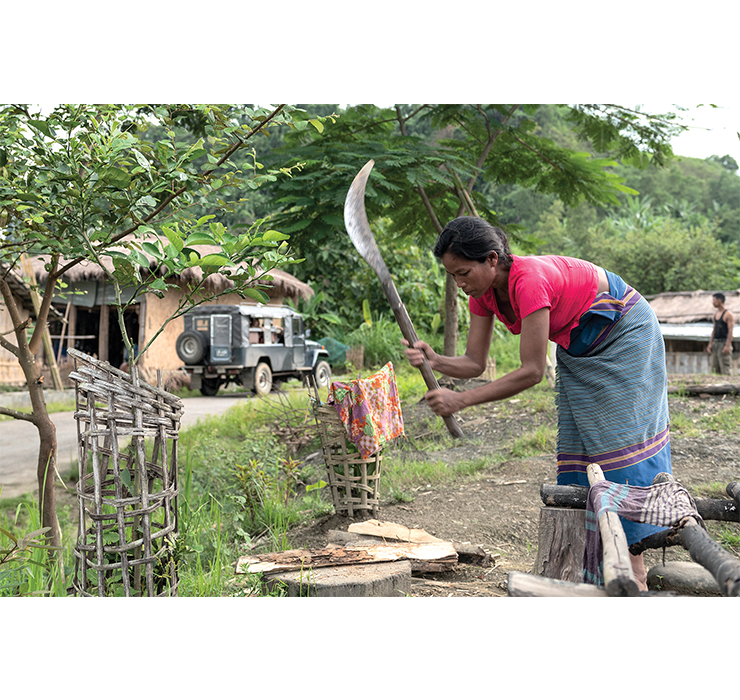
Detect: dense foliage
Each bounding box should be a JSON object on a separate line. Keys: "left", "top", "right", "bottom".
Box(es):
{"left": 249, "top": 104, "right": 739, "bottom": 347}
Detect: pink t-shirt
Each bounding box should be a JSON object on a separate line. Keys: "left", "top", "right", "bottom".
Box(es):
{"left": 468, "top": 255, "right": 599, "bottom": 349}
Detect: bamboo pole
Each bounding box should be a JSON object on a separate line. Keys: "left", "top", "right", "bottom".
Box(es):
{"left": 586, "top": 463, "right": 640, "bottom": 597}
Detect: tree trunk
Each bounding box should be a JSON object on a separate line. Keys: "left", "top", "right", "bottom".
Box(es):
{"left": 0, "top": 278, "right": 62, "bottom": 552}
{"left": 443, "top": 274, "right": 458, "bottom": 357}
{"left": 34, "top": 403, "right": 61, "bottom": 550}
{"left": 532, "top": 506, "right": 586, "bottom": 582}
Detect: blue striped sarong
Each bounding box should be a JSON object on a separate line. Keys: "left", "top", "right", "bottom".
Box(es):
{"left": 555, "top": 271, "right": 672, "bottom": 545}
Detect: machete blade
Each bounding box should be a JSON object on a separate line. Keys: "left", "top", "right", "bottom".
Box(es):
{"left": 343, "top": 160, "right": 465, "bottom": 439}
{"left": 343, "top": 159, "right": 391, "bottom": 281}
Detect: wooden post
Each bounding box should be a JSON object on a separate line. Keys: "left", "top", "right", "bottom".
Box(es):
{"left": 67, "top": 303, "right": 77, "bottom": 352}
{"left": 586, "top": 463, "right": 640, "bottom": 597}
{"left": 98, "top": 280, "right": 109, "bottom": 363}
{"left": 55, "top": 301, "right": 72, "bottom": 364}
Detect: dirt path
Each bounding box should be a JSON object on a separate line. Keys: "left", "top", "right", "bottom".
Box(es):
{"left": 287, "top": 375, "right": 740, "bottom": 596}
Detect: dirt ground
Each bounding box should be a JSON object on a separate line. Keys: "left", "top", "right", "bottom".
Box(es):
{"left": 286, "top": 374, "right": 740, "bottom": 597}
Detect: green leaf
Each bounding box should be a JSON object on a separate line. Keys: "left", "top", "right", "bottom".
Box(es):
{"left": 309, "top": 119, "right": 324, "bottom": 133}
{"left": 100, "top": 166, "right": 131, "bottom": 189}
{"left": 195, "top": 253, "right": 231, "bottom": 267}
{"left": 163, "top": 228, "right": 184, "bottom": 252}
{"left": 120, "top": 469, "right": 131, "bottom": 489}
{"left": 141, "top": 241, "right": 162, "bottom": 259}
{"left": 132, "top": 149, "right": 151, "bottom": 172}
{"left": 262, "top": 230, "right": 290, "bottom": 242}
{"left": 28, "top": 119, "right": 52, "bottom": 137}
{"left": 184, "top": 232, "right": 217, "bottom": 246}
{"left": 129, "top": 248, "right": 150, "bottom": 268}
{"left": 239, "top": 287, "right": 270, "bottom": 303}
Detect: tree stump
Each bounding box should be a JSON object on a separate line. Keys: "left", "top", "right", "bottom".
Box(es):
{"left": 262, "top": 561, "right": 413, "bottom": 597}
{"left": 532, "top": 506, "right": 586, "bottom": 583}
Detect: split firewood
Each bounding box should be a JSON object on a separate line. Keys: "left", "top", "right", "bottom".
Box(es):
{"left": 236, "top": 540, "right": 457, "bottom": 575}
{"left": 331, "top": 528, "right": 494, "bottom": 568}
{"left": 347, "top": 520, "right": 444, "bottom": 543}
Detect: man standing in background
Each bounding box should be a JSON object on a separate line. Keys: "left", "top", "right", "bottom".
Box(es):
{"left": 707, "top": 292, "right": 735, "bottom": 375}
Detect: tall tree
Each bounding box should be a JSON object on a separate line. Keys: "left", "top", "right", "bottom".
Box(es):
{"left": 0, "top": 103, "right": 323, "bottom": 551}
{"left": 266, "top": 103, "right": 684, "bottom": 354}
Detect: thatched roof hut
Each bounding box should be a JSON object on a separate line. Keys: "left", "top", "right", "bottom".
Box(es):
{"left": 31, "top": 245, "right": 313, "bottom": 302}
{"left": 0, "top": 263, "right": 35, "bottom": 386}
{"left": 28, "top": 246, "right": 314, "bottom": 385}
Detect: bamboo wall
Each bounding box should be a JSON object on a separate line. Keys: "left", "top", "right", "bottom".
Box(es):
{"left": 664, "top": 351, "right": 739, "bottom": 375}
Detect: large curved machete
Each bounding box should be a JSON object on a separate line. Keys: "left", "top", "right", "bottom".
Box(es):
{"left": 344, "top": 160, "right": 464, "bottom": 439}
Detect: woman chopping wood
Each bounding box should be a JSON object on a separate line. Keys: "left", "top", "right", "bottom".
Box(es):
{"left": 404, "top": 216, "right": 672, "bottom": 590}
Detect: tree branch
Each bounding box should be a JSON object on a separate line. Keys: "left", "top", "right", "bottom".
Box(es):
{"left": 0, "top": 278, "right": 26, "bottom": 358}
{"left": 54, "top": 104, "right": 289, "bottom": 281}
{"left": 0, "top": 405, "right": 37, "bottom": 423}
{"left": 27, "top": 253, "right": 60, "bottom": 356}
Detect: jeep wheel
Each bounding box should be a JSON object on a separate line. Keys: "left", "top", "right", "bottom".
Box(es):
{"left": 254, "top": 362, "right": 272, "bottom": 396}
{"left": 200, "top": 377, "right": 221, "bottom": 396}
{"left": 313, "top": 360, "right": 331, "bottom": 388}
{"left": 176, "top": 330, "right": 206, "bottom": 364}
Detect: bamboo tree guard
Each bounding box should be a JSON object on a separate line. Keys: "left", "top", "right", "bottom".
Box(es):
{"left": 312, "top": 403, "right": 383, "bottom": 517}
{"left": 308, "top": 378, "right": 383, "bottom": 517}
{"left": 68, "top": 348, "right": 183, "bottom": 597}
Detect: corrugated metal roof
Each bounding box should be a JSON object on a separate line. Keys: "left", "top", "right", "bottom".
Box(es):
{"left": 659, "top": 322, "right": 740, "bottom": 341}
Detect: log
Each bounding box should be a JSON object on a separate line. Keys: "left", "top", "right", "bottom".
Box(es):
{"left": 235, "top": 541, "right": 458, "bottom": 575}
{"left": 330, "top": 529, "right": 493, "bottom": 567}
{"left": 678, "top": 517, "right": 740, "bottom": 597}
{"left": 541, "top": 484, "right": 739, "bottom": 523}
{"left": 531, "top": 507, "right": 586, "bottom": 583}
{"left": 667, "top": 382, "right": 740, "bottom": 395}
{"left": 694, "top": 497, "right": 739, "bottom": 522}
{"left": 727, "top": 481, "right": 740, "bottom": 505}
{"left": 508, "top": 571, "right": 675, "bottom": 597}
{"left": 508, "top": 571, "right": 607, "bottom": 597}
{"left": 540, "top": 483, "right": 588, "bottom": 508}
{"left": 586, "top": 463, "right": 640, "bottom": 597}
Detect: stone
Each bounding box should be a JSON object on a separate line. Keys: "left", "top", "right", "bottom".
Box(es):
{"left": 647, "top": 561, "right": 722, "bottom": 596}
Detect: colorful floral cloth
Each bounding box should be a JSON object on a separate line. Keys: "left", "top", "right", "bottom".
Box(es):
{"left": 328, "top": 362, "right": 405, "bottom": 458}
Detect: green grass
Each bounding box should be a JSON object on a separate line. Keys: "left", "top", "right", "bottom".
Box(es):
{"left": 510, "top": 425, "right": 557, "bottom": 458}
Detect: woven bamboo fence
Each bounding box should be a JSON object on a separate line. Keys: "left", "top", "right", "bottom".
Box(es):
{"left": 68, "top": 348, "right": 183, "bottom": 597}
{"left": 311, "top": 402, "right": 383, "bottom": 518}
